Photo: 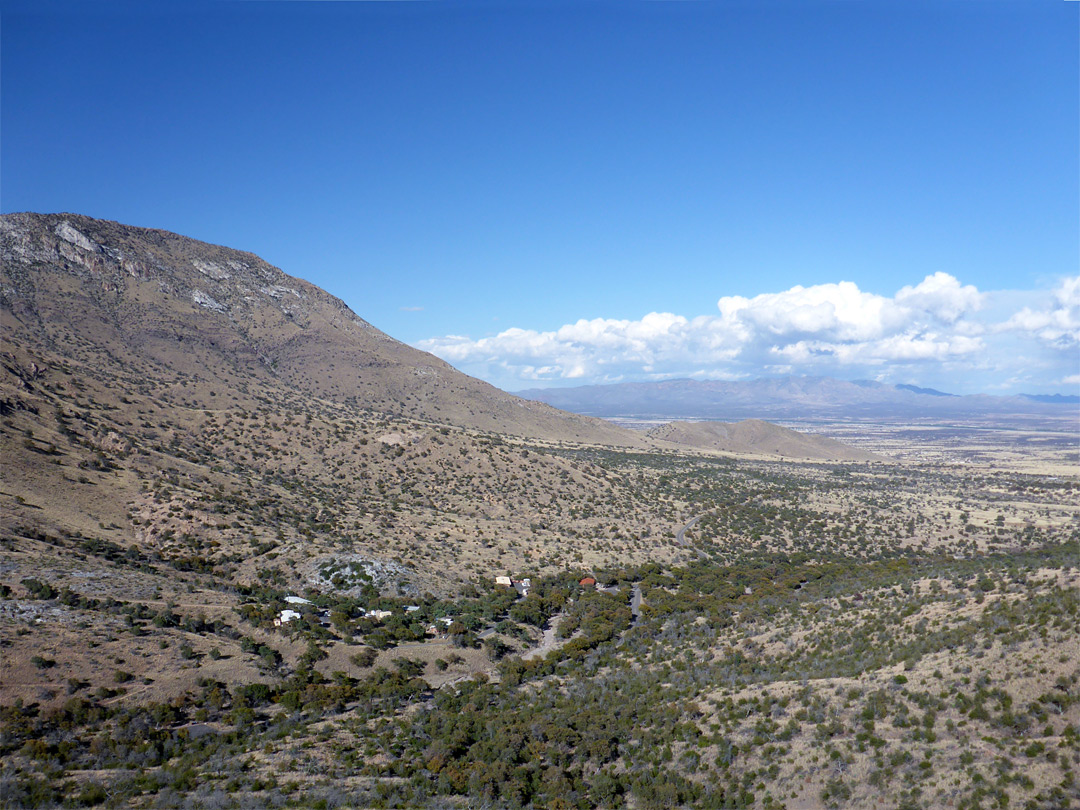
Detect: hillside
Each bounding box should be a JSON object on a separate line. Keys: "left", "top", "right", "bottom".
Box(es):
{"left": 3, "top": 441, "right": 1076, "bottom": 810}
{"left": 647, "top": 419, "right": 887, "bottom": 462}
{"left": 1, "top": 213, "right": 676, "bottom": 599}
{"left": 0, "top": 213, "right": 639, "bottom": 447}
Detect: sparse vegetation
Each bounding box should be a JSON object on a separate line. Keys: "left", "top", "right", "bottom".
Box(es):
{"left": 1, "top": 214, "right": 1077, "bottom": 808}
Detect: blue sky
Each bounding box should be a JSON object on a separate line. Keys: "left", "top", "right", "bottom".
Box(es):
{"left": 3, "top": 0, "right": 1077, "bottom": 395}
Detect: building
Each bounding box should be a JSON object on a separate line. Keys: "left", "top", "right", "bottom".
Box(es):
{"left": 274, "top": 609, "right": 301, "bottom": 627}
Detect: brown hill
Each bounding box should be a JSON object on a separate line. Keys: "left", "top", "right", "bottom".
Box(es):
{"left": 646, "top": 418, "right": 887, "bottom": 462}
{"left": 0, "top": 212, "right": 639, "bottom": 447}
{"left": 1, "top": 213, "right": 676, "bottom": 600}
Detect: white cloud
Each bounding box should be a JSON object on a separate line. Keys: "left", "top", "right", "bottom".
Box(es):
{"left": 718, "top": 281, "right": 897, "bottom": 342}
{"left": 415, "top": 273, "right": 1077, "bottom": 392}
{"left": 999, "top": 275, "right": 1080, "bottom": 349}
{"left": 716, "top": 273, "right": 983, "bottom": 348}
{"left": 894, "top": 272, "right": 984, "bottom": 322}
{"left": 769, "top": 332, "right": 984, "bottom": 366}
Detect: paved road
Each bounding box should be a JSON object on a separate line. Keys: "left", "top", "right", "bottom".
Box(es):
{"left": 675, "top": 515, "right": 703, "bottom": 547}
{"left": 669, "top": 516, "right": 712, "bottom": 561}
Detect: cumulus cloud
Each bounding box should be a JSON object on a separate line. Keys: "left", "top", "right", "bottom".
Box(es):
{"left": 426, "top": 313, "right": 730, "bottom": 382}
{"left": 999, "top": 276, "right": 1080, "bottom": 349}
{"left": 717, "top": 281, "right": 898, "bottom": 342}
{"left": 416, "top": 273, "right": 1075, "bottom": 392}
{"left": 713, "top": 273, "right": 984, "bottom": 363}
{"left": 894, "top": 272, "right": 984, "bottom": 322}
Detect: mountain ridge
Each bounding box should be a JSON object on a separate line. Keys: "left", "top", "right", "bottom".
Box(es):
{"left": 0, "top": 212, "right": 679, "bottom": 597}
{"left": 1, "top": 212, "right": 640, "bottom": 447}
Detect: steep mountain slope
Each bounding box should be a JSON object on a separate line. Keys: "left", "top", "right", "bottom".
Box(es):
{"left": 1, "top": 213, "right": 673, "bottom": 597}
{"left": 1, "top": 213, "right": 639, "bottom": 447}
{"left": 646, "top": 418, "right": 886, "bottom": 462}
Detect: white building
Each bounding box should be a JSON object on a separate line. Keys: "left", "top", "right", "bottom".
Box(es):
{"left": 274, "top": 609, "right": 301, "bottom": 627}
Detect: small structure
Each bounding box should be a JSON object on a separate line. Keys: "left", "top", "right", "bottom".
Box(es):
{"left": 495, "top": 576, "right": 513, "bottom": 587}
{"left": 405, "top": 605, "right": 421, "bottom": 613}
{"left": 284, "top": 596, "right": 313, "bottom": 605}
{"left": 274, "top": 609, "right": 301, "bottom": 627}
{"left": 427, "top": 618, "right": 453, "bottom": 637}
{"left": 580, "top": 577, "right": 597, "bottom": 587}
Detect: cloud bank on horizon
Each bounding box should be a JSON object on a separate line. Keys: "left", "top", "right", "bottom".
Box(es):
{"left": 417, "top": 273, "right": 1080, "bottom": 395}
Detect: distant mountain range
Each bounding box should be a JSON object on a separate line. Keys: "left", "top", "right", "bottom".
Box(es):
{"left": 895, "top": 384, "right": 955, "bottom": 397}
{"left": 516, "top": 377, "right": 1079, "bottom": 426}
{"left": 1020, "top": 393, "right": 1080, "bottom": 405}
